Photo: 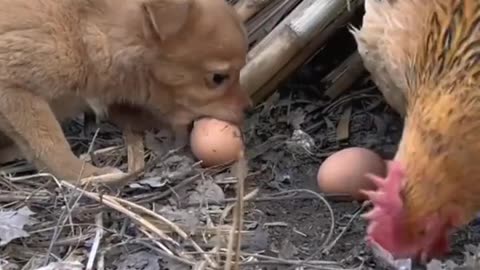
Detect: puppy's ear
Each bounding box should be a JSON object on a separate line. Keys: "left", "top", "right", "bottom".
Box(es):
{"left": 141, "top": 0, "right": 192, "bottom": 41}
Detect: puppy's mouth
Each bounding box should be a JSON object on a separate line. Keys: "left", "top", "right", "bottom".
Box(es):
{"left": 192, "top": 108, "right": 245, "bottom": 126}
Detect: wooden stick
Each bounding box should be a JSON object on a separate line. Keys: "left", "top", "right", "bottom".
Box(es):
{"left": 242, "top": 0, "right": 364, "bottom": 103}
{"left": 123, "top": 128, "right": 145, "bottom": 173}
{"left": 255, "top": 45, "right": 365, "bottom": 104}
{"left": 323, "top": 52, "right": 366, "bottom": 99}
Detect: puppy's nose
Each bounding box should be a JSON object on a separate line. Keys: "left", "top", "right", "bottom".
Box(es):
{"left": 242, "top": 95, "right": 253, "bottom": 113}
{"left": 243, "top": 104, "right": 253, "bottom": 115}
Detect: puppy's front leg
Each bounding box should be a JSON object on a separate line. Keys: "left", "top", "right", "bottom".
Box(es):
{"left": 0, "top": 88, "right": 122, "bottom": 182}
{"left": 171, "top": 124, "right": 189, "bottom": 149}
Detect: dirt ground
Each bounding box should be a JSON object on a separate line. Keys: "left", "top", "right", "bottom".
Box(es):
{"left": 2, "top": 6, "right": 480, "bottom": 270}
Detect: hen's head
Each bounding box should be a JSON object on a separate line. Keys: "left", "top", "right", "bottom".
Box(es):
{"left": 361, "top": 161, "right": 453, "bottom": 262}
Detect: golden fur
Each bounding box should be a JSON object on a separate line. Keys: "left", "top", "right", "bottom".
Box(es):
{"left": 0, "top": 0, "right": 251, "bottom": 182}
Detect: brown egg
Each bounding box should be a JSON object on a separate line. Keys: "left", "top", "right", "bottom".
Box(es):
{"left": 190, "top": 117, "right": 244, "bottom": 167}
{"left": 317, "top": 147, "right": 386, "bottom": 200}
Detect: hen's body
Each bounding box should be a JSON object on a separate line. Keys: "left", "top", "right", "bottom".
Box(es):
{"left": 352, "top": 0, "right": 480, "bottom": 261}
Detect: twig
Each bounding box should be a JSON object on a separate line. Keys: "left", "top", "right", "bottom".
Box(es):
{"left": 97, "top": 252, "right": 105, "bottom": 270}
{"left": 284, "top": 189, "right": 336, "bottom": 270}
{"left": 61, "top": 181, "right": 218, "bottom": 268}
{"left": 109, "top": 239, "right": 197, "bottom": 267}
{"left": 79, "top": 146, "right": 123, "bottom": 162}
{"left": 139, "top": 227, "right": 179, "bottom": 257}
{"left": 323, "top": 52, "right": 366, "bottom": 99}
{"left": 42, "top": 128, "right": 102, "bottom": 266}
{"left": 322, "top": 202, "right": 370, "bottom": 253}
{"left": 61, "top": 182, "right": 176, "bottom": 244}
{"left": 224, "top": 152, "right": 248, "bottom": 270}
{"left": 189, "top": 250, "right": 348, "bottom": 269}
{"left": 232, "top": 154, "right": 247, "bottom": 270}
{"left": 86, "top": 212, "right": 103, "bottom": 270}
{"left": 220, "top": 189, "right": 258, "bottom": 222}
{"left": 124, "top": 128, "right": 145, "bottom": 172}
{"left": 134, "top": 166, "right": 220, "bottom": 204}
{"left": 112, "top": 195, "right": 219, "bottom": 268}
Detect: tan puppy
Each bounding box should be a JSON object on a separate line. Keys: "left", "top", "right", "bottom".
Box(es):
{"left": 0, "top": 0, "right": 251, "bottom": 182}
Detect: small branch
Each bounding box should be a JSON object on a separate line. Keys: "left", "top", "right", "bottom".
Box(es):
{"left": 323, "top": 52, "right": 366, "bottom": 99}
{"left": 62, "top": 181, "right": 218, "bottom": 268}
{"left": 224, "top": 151, "right": 248, "bottom": 270}
{"left": 86, "top": 212, "right": 103, "bottom": 270}
{"left": 124, "top": 128, "right": 145, "bottom": 173}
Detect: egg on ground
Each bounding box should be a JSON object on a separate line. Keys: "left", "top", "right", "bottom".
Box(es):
{"left": 317, "top": 147, "right": 386, "bottom": 200}
{"left": 190, "top": 117, "right": 244, "bottom": 167}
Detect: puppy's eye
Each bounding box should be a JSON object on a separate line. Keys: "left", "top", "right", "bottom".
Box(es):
{"left": 206, "top": 73, "right": 230, "bottom": 89}
{"left": 213, "top": 73, "right": 228, "bottom": 84}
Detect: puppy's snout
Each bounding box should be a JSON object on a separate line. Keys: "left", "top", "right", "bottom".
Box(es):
{"left": 243, "top": 104, "right": 253, "bottom": 115}
{"left": 238, "top": 91, "right": 253, "bottom": 111}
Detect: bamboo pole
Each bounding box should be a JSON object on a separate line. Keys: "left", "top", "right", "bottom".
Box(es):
{"left": 323, "top": 52, "right": 365, "bottom": 99}
{"left": 241, "top": 0, "right": 365, "bottom": 104}
{"left": 245, "top": 0, "right": 302, "bottom": 45}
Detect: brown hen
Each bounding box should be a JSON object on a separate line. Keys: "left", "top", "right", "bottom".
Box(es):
{"left": 351, "top": 0, "right": 480, "bottom": 263}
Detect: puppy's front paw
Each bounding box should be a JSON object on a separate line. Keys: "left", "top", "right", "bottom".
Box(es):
{"left": 95, "top": 166, "right": 124, "bottom": 175}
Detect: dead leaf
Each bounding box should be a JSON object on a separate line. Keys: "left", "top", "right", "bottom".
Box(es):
{"left": 336, "top": 105, "right": 352, "bottom": 141}
{"left": 0, "top": 259, "right": 18, "bottom": 270}
{"left": 288, "top": 108, "right": 306, "bottom": 129}
{"left": 0, "top": 206, "right": 35, "bottom": 246}
{"left": 114, "top": 251, "right": 159, "bottom": 270}
{"left": 156, "top": 206, "right": 201, "bottom": 235}
{"left": 144, "top": 130, "right": 172, "bottom": 155}
{"left": 285, "top": 129, "right": 315, "bottom": 154}
{"left": 278, "top": 238, "right": 298, "bottom": 260}
{"left": 132, "top": 177, "right": 169, "bottom": 188}
{"left": 243, "top": 227, "right": 269, "bottom": 252}
{"left": 129, "top": 155, "right": 196, "bottom": 189}
{"left": 187, "top": 180, "right": 225, "bottom": 205}
{"left": 165, "top": 258, "right": 190, "bottom": 270}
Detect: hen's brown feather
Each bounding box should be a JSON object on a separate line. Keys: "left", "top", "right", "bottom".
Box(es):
{"left": 402, "top": 0, "right": 480, "bottom": 225}
{"left": 354, "top": 0, "right": 480, "bottom": 257}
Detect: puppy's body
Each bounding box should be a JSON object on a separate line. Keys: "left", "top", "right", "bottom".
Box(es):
{"left": 0, "top": 0, "right": 251, "bottom": 181}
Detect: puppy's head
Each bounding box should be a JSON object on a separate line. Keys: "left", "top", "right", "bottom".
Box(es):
{"left": 140, "top": 0, "right": 252, "bottom": 127}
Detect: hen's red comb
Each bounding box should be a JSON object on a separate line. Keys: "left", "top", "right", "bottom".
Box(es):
{"left": 360, "top": 160, "right": 405, "bottom": 227}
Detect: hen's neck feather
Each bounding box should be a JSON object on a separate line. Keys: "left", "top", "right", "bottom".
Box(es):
{"left": 397, "top": 0, "right": 480, "bottom": 226}
{"left": 400, "top": 88, "right": 480, "bottom": 226}
{"left": 407, "top": 0, "right": 480, "bottom": 96}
